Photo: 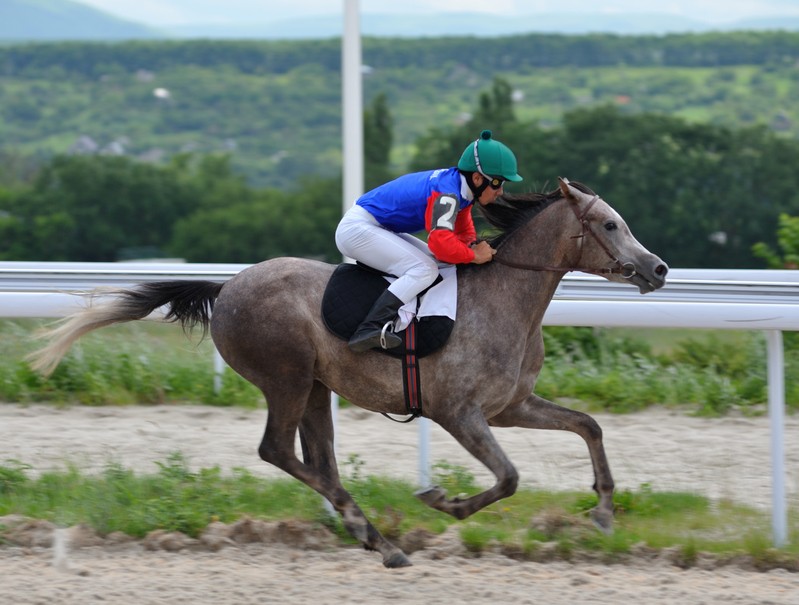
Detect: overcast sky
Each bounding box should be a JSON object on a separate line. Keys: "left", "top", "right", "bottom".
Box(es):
{"left": 75, "top": 0, "right": 799, "bottom": 26}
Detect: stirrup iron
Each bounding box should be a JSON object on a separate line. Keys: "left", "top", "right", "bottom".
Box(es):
{"left": 379, "top": 322, "right": 394, "bottom": 349}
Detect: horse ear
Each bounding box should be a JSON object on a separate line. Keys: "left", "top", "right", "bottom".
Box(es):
{"left": 558, "top": 177, "right": 574, "bottom": 199}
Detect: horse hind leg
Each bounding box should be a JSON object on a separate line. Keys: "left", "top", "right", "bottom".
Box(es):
{"left": 297, "top": 382, "right": 340, "bottom": 484}
{"left": 489, "top": 393, "right": 615, "bottom": 533}
{"left": 259, "top": 380, "right": 411, "bottom": 568}
{"left": 416, "top": 410, "right": 519, "bottom": 520}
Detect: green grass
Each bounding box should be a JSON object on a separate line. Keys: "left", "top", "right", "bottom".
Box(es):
{"left": 0, "top": 319, "right": 263, "bottom": 407}
{"left": 1, "top": 456, "right": 797, "bottom": 569}
{"left": 536, "top": 327, "right": 798, "bottom": 415}
{"left": 2, "top": 320, "right": 797, "bottom": 414}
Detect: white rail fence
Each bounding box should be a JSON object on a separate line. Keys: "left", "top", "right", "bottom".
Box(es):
{"left": 1, "top": 261, "right": 797, "bottom": 546}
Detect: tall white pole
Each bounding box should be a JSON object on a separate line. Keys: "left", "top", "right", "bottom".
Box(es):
{"left": 342, "top": 0, "right": 364, "bottom": 213}
{"left": 340, "top": 1, "right": 432, "bottom": 490}
{"left": 326, "top": 0, "right": 365, "bottom": 512}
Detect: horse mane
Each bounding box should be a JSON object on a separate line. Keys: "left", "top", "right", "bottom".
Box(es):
{"left": 477, "top": 181, "right": 597, "bottom": 248}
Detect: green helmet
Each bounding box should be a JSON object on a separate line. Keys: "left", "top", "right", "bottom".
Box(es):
{"left": 457, "top": 130, "right": 523, "bottom": 182}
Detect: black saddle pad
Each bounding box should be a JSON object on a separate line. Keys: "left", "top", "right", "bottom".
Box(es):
{"left": 321, "top": 263, "right": 454, "bottom": 358}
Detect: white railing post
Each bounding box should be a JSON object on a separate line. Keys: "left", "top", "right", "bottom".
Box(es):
{"left": 766, "top": 330, "right": 788, "bottom": 547}
{"left": 418, "top": 417, "right": 432, "bottom": 488}
{"left": 213, "top": 346, "right": 225, "bottom": 394}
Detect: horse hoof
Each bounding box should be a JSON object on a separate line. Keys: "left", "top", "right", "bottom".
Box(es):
{"left": 383, "top": 551, "right": 412, "bottom": 568}
{"left": 414, "top": 485, "right": 446, "bottom": 507}
{"left": 589, "top": 508, "right": 614, "bottom": 535}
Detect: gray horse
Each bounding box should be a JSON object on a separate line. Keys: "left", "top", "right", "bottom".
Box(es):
{"left": 30, "top": 178, "right": 668, "bottom": 568}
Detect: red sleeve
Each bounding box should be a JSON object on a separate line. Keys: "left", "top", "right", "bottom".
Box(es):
{"left": 426, "top": 201, "right": 476, "bottom": 264}
{"left": 454, "top": 207, "right": 477, "bottom": 245}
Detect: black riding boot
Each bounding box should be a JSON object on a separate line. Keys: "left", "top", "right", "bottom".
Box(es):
{"left": 348, "top": 290, "right": 404, "bottom": 353}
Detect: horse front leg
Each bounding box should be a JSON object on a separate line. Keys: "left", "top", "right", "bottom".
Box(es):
{"left": 489, "top": 393, "right": 615, "bottom": 533}
{"left": 416, "top": 409, "right": 519, "bottom": 520}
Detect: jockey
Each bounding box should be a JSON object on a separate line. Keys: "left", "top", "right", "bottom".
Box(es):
{"left": 335, "top": 129, "right": 523, "bottom": 353}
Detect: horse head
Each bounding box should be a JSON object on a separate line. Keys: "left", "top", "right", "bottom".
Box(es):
{"left": 556, "top": 177, "right": 668, "bottom": 293}
{"left": 482, "top": 178, "right": 668, "bottom": 294}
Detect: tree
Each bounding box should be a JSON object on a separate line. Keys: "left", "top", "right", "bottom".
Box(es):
{"left": 363, "top": 92, "right": 395, "bottom": 189}
{"left": 408, "top": 77, "right": 523, "bottom": 175}
{"left": 0, "top": 154, "right": 229, "bottom": 261}
{"left": 0, "top": 156, "right": 188, "bottom": 260}
{"left": 472, "top": 77, "right": 516, "bottom": 134}
{"left": 169, "top": 177, "right": 341, "bottom": 263}
{"left": 408, "top": 93, "right": 799, "bottom": 268}
{"left": 753, "top": 214, "right": 799, "bottom": 269}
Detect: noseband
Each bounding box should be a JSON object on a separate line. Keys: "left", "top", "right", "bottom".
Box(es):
{"left": 493, "top": 195, "right": 637, "bottom": 279}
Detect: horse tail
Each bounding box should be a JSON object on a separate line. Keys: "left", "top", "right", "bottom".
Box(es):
{"left": 27, "top": 280, "right": 224, "bottom": 376}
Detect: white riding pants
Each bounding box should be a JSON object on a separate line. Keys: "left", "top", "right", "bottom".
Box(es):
{"left": 335, "top": 205, "right": 440, "bottom": 304}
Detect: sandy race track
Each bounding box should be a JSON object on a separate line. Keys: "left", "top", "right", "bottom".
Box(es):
{"left": 0, "top": 403, "right": 798, "bottom": 604}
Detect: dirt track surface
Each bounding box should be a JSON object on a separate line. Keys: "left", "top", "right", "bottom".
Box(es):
{"left": 1, "top": 403, "right": 798, "bottom": 604}
{"left": 1, "top": 403, "right": 797, "bottom": 509}
{"left": 1, "top": 538, "right": 798, "bottom": 605}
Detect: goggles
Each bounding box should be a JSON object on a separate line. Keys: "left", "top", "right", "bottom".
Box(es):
{"left": 484, "top": 175, "right": 505, "bottom": 189}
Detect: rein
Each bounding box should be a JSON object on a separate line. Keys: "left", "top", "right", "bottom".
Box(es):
{"left": 492, "top": 195, "right": 637, "bottom": 279}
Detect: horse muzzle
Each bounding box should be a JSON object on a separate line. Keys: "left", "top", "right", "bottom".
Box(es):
{"left": 626, "top": 260, "right": 668, "bottom": 294}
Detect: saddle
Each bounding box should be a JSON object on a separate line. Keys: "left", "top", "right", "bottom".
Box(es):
{"left": 321, "top": 263, "right": 455, "bottom": 359}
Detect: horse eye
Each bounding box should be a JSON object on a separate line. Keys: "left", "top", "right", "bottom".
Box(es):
{"left": 604, "top": 222, "right": 618, "bottom": 231}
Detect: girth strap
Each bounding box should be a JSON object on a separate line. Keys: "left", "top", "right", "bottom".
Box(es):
{"left": 382, "top": 319, "right": 423, "bottom": 423}
{"left": 402, "top": 320, "right": 423, "bottom": 417}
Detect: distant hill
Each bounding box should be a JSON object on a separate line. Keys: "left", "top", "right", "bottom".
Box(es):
{"left": 4, "top": 1, "right": 799, "bottom": 43}
{"left": 0, "top": 0, "right": 164, "bottom": 41}
{"left": 3, "top": 32, "right": 799, "bottom": 188}
{"left": 167, "top": 12, "right": 799, "bottom": 40}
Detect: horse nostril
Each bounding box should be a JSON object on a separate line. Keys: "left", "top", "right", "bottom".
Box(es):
{"left": 655, "top": 264, "right": 668, "bottom": 277}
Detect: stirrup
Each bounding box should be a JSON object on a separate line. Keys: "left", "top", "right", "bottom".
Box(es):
{"left": 379, "top": 321, "right": 394, "bottom": 349}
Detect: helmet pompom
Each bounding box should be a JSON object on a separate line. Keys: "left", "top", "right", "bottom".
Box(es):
{"left": 480, "top": 130, "right": 492, "bottom": 140}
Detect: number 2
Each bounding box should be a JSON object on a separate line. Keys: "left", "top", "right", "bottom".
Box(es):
{"left": 435, "top": 196, "right": 458, "bottom": 230}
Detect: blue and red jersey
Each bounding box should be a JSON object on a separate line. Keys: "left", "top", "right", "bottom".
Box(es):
{"left": 355, "top": 167, "right": 477, "bottom": 264}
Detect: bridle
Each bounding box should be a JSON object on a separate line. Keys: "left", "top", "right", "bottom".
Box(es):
{"left": 492, "top": 194, "right": 637, "bottom": 279}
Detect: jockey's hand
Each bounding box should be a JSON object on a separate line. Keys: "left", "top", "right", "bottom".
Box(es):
{"left": 470, "top": 240, "right": 497, "bottom": 264}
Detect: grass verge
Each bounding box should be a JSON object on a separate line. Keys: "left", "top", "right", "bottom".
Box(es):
{"left": 1, "top": 455, "right": 797, "bottom": 570}
{"left": 3, "top": 320, "right": 797, "bottom": 414}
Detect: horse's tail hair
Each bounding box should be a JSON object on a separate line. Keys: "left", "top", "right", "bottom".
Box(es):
{"left": 27, "top": 280, "right": 224, "bottom": 376}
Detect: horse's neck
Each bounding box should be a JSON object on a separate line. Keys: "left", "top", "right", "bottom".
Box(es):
{"left": 495, "top": 201, "right": 576, "bottom": 289}
{"left": 460, "top": 202, "right": 574, "bottom": 328}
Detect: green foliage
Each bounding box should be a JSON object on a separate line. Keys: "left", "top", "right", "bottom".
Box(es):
{"left": 609, "top": 484, "right": 709, "bottom": 518}
{"left": 169, "top": 176, "right": 341, "bottom": 263}
{"left": 0, "top": 320, "right": 263, "bottom": 407}
{"left": 0, "top": 151, "right": 343, "bottom": 263}
{"left": 2, "top": 34, "right": 799, "bottom": 187}
{"left": 0, "top": 453, "right": 325, "bottom": 537}
{"left": 2, "top": 320, "right": 795, "bottom": 413}
{"left": 431, "top": 462, "right": 479, "bottom": 495}
{"left": 460, "top": 523, "right": 505, "bottom": 553}
{"left": 414, "top": 98, "right": 799, "bottom": 269}
{"left": 3, "top": 35, "right": 799, "bottom": 266}
{"left": 753, "top": 213, "right": 799, "bottom": 268}
{"left": 3, "top": 457, "right": 795, "bottom": 563}
{"left": 0, "top": 460, "right": 31, "bottom": 496}
{"left": 1, "top": 154, "right": 199, "bottom": 261}
{"left": 543, "top": 326, "right": 652, "bottom": 363}
{"left": 363, "top": 92, "right": 394, "bottom": 189}
{"left": 535, "top": 327, "right": 788, "bottom": 414}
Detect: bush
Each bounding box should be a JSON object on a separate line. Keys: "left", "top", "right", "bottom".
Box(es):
{"left": 2, "top": 320, "right": 796, "bottom": 413}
